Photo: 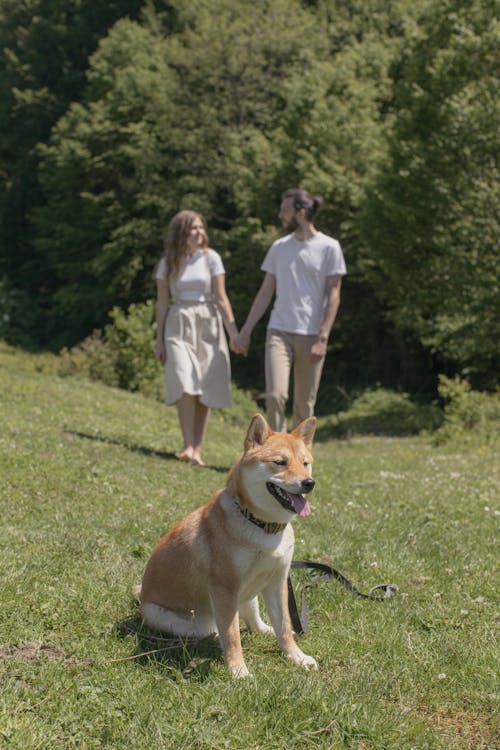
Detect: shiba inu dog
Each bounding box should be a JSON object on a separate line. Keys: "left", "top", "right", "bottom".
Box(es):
{"left": 139, "top": 413, "right": 318, "bottom": 677}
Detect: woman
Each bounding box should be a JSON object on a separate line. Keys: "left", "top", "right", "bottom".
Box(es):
{"left": 155, "top": 210, "right": 238, "bottom": 466}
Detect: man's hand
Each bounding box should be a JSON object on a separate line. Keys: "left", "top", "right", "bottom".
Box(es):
{"left": 309, "top": 337, "right": 327, "bottom": 363}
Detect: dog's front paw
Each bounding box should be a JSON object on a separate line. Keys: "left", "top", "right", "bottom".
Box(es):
{"left": 288, "top": 649, "right": 318, "bottom": 671}
{"left": 300, "top": 653, "right": 318, "bottom": 671}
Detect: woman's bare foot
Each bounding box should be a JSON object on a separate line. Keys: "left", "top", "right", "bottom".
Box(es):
{"left": 190, "top": 455, "right": 206, "bottom": 467}
{"left": 175, "top": 449, "right": 193, "bottom": 462}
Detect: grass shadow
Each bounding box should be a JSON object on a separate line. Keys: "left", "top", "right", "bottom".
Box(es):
{"left": 65, "top": 430, "right": 230, "bottom": 473}
{"left": 114, "top": 615, "right": 222, "bottom": 681}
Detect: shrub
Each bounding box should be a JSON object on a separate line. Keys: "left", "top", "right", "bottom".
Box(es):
{"left": 58, "top": 301, "right": 163, "bottom": 398}
{"left": 321, "top": 387, "right": 442, "bottom": 438}
{"left": 104, "top": 302, "right": 161, "bottom": 395}
{"left": 434, "top": 375, "right": 500, "bottom": 445}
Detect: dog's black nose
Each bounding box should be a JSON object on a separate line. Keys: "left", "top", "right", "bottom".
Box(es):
{"left": 301, "top": 478, "right": 315, "bottom": 493}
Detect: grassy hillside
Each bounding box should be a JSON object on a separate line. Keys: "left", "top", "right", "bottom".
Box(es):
{"left": 0, "top": 343, "right": 498, "bottom": 749}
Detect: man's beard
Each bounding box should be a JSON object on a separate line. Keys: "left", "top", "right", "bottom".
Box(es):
{"left": 282, "top": 215, "right": 299, "bottom": 232}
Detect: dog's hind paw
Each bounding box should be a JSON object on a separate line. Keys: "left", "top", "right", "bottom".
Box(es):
{"left": 251, "top": 623, "right": 274, "bottom": 636}
{"left": 132, "top": 584, "right": 142, "bottom": 601}
{"left": 229, "top": 662, "right": 251, "bottom": 678}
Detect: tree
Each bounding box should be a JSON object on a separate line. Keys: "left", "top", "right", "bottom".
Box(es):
{"left": 360, "top": 0, "right": 499, "bottom": 384}
{"left": 31, "top": 18, "right": 175, "bottom": 346}
{"left": 0, "top": 0, "right": 145, "bottom": 343}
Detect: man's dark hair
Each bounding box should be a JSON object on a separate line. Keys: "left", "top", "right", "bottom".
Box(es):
{"left": 283, "top": 188, "right": 324, "bottom": 221}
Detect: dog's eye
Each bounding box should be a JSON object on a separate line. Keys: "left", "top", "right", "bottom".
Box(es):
{"left": 274, "top": 458, "right": 288, "bottom": 466}
{"left": 303, "top": 461, "right": 309, "bottom": 467}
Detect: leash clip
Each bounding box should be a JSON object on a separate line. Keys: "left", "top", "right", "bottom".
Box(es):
{"left": 368, "top": 583, "right": 399, "bottom": 600}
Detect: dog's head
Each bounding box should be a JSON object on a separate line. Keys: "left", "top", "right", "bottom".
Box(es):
{"left": 227, "top": 413, "right": 316, "bottom": 524}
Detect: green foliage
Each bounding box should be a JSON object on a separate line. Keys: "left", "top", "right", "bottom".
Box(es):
{"left": 25, "top": 0, "right": 419, "bottom": 354}
{"left": 359, "top": 0, "right": 500, "bottom": 382}
{"left": 162, "top": 0, "right": 324, "bottom": 218}
{"left": 0, "top": 277, "right": 37, "bottom": 348}
{"left": 275, "top": 0, "right": 411, "bottom": 244}
{"left": 319, "top": 387, "right": 443, "bottom": 439}
{"left": 31, "top": 19, "right": 175, "bottom": 347}
{"left": 58, "top": 301, "right": 163, "bottom": 399}
{"left": 434, "top": 374, "right": 500, "bottom": 445}
{"left": 0, "top": 0, "right": 144, "bottom": 328}
{"left": 1, "top": 345, "right": 498, "bottom": 748}
{"left": 1, "top": 0, "right": 498, "bottom": 392}
{"left": 31, "top": 0, "right": 349, "bottom": 346}
{"left": 104, "top": 302, "right": 159, "bottom": 394}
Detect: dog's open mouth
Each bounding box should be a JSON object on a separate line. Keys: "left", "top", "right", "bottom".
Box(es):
{"left": 266, "top": 482, "right": 311, "bottom": 517}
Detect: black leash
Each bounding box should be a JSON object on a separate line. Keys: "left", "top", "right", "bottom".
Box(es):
{"left": 288, "top": 560, "right": 398, "bottom": 634}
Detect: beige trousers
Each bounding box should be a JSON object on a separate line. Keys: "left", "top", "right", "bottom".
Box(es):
{"left": 265, "top": 329, "right": 325, "bottom": 432}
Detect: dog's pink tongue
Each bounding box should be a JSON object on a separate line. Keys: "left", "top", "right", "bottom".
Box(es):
{"left": 292, "top": 494, "right": 311, "bottom": 517}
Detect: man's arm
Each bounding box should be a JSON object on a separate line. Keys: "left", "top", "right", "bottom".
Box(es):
{"left": 235, "top": 272, "right": 276, "bottom": 355}
{"left": 309, "top": 274, "right": 342, "bottom": 363}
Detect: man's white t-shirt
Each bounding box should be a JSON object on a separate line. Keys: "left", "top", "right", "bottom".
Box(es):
{"left": 261, "top": 231, "right": 347, "bottom": 335}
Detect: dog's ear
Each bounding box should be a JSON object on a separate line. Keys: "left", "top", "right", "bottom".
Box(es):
{"left": 244, "top": 413, "right": 272, "bottom": 450}
{"left": 292, "top": 416, "right": 317, "bottom": 448}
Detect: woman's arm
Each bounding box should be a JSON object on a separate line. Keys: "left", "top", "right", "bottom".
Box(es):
{"left": 212, "top": 274, "right": 239, "bottom": 350}
{"left": 155, "top": 277, "right": 169, "bottom": 364}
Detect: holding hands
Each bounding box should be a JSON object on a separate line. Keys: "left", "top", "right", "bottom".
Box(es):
{"left": 231, "top": 329, "right": 250, "bottom": 356}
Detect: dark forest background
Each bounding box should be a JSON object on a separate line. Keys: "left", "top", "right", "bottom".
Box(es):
{"left": 1, "top": 0, "right": 498, "bottom": 405}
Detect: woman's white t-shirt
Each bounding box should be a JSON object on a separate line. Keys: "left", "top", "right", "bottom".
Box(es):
{"left": 156, "top": 249, "right": 225, "bottom": 302}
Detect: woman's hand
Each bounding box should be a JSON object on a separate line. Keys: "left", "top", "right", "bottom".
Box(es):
{"left": 155, "top": 339, "right": 166, "bottom": 364}
{"left": 155, "top": 278, "right": 169, "bottom": 364}
{"left": 228, "top": 332, "right": 238, "bottom": 353}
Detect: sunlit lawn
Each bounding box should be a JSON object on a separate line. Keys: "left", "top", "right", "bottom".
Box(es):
{"left": 0, "top": 343, "right": 498, "bottom": 749}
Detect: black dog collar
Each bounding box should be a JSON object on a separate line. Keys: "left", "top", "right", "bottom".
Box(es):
{"left": 234, "top": 498, "right": 287, "bottom": 535}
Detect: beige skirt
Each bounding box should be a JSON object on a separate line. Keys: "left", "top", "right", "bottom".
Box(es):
{"left": 164, "top": 301, "right": 231, "bottom": 408}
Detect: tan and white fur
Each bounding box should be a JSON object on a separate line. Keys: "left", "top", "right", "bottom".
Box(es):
{"left": 139, "top": 413, "right": 318, "bottom": 677}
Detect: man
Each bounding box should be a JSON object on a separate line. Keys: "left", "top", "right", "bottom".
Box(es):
{"left": 235, "top": 188, "right": 346, "bottom": 432}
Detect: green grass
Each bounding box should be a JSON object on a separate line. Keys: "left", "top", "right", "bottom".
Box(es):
{"left": 0, "top": 342, "right": 498, "bottom": 749}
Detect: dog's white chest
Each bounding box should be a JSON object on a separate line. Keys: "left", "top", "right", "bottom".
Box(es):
{"left": 234, "top": 540, "right": 292, "bottom": 602}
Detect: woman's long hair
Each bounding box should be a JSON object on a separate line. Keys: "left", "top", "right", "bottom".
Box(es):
{"left": 163, "top": 210, "right": 208, "bottom": 286}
